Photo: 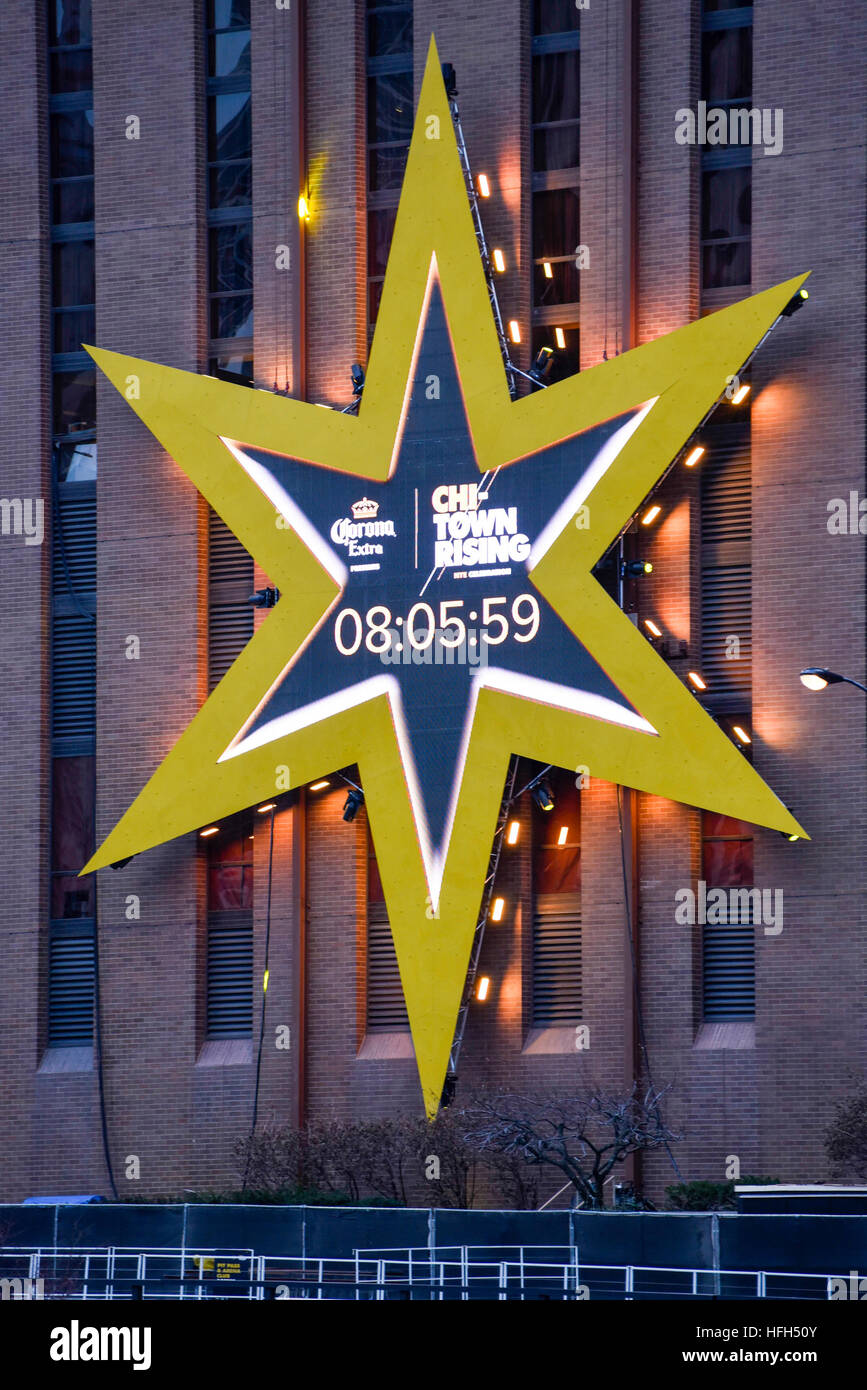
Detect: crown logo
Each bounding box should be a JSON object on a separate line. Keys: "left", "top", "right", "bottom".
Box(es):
{"left": 351, "top": 497, "right": 379, "bottom": 520}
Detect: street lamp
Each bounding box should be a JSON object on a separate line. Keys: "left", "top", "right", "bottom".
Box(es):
{"left": 799, "top": 667, "right": 867, "bottom": 694}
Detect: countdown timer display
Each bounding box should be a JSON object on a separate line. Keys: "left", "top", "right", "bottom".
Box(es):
{"left": 233, "top": 285, "right": 645, "bottom": 862}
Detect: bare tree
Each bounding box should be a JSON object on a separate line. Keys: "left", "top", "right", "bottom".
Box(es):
{"left": 825, "top": 1081, "right": 867, "bottom": 1180}
{"left": 460, "top": 1085, "right": 680, "bottom": 1209}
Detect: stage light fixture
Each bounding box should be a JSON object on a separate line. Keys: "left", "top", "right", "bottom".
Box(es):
{"left": 492, "top": 248, "right": 506, "bottom": 273}
{"left": 343, "top": 788, "right": 364, "bottom": 822}
{"left": 250, "top": 587, "right": 280, "bottom": 608}
{"left": 477, "top": 173, "right": 490, "bottom": 197}
{"left": 508, "top": 320, "right": 521, "bottom": 344}
{"left": 476, "top": 976, "right": 490, "bottom": 1001}
{"left": 781, "top": 287, "right": 809, "bottom": 317}
{"left": 621, "top": 559, "right": 653, "bottom": 578}
{"left": 731, "top": 383, "right": 751, "bottom": 405}
{"left": 491, "top": 897, "right": 505, "bottom": 922}
{"left": 554, "top": 326, "right": 566, "bottom": 349}
{"left": 543, "top": 261, "right": 553, "bottom": 279}
{"left": 684, "top": 446, "right": 705, "bottom": 468}
{"left": 530, "top": 778, "right": 554, "bottom": 812}
{"left": 732, "top": 726, "right": 751, "bottom": 745}
{"left": 309, "top": 780, "right": 330, "bottom": 791}
{"left": 257, "top": 802, "right": 276, "bottom": 814}
{"left": 688, "top": 671, "right": 707, "bottom": 691}
{"left": 557, "top": 826, "right": 568, "bottom": 846}
{"left": 297, "top": 195, "right": 310, "bottom": 222}
{"left": 506, "top": 820, "right": 520, "bottom": 845}
{"left": 441, "top": 62, "right": 457, "bottom": 98}
{"left": 351, "top": 363, "right": 365, "bottom": 398}
{"left": 641, "top": 505, "right": 661, "bottom": 526}
{"left": 529, "top": 346, "right": 554, "bottom": 386}
{"left": 200, "top": 826, "right": 219, "bottom": 838}
{"left": 644, "top": 618, "right": 662, "bottom": 638}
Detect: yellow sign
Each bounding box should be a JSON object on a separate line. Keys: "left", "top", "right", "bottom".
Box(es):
{"left": 83, "top": 38, "right": 808, "bottom": 1117}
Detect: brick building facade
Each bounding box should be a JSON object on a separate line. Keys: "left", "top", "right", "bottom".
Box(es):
{"left": 0, "top": 0, "right": 864, "bottom": 1203}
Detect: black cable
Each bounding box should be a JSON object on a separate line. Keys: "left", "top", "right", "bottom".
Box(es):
{"left": 243, "top": 805, "right": 276, "bottom": 1191}
{"left": 616, "top": 785, "right": 683, "bottom": 1180}
{"left": 91, "top": 882, "right": 119, "bottom": 1200}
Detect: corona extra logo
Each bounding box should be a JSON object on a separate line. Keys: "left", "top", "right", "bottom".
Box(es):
{"left": 81, "top": 37, "right": 808, "bottom": 1117}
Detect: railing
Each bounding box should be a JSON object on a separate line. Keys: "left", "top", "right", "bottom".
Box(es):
{"left": 0, "top": 1245, "right": 842, "bottom": 1301}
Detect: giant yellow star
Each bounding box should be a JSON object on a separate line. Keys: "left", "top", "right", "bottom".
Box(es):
{"left": 83, "top": 38, "right": 807, "bottom": 1116}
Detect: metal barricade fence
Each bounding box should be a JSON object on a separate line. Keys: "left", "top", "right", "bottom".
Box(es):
{"left": 0, "top": 1245, "right": 840, "bottom": 1301}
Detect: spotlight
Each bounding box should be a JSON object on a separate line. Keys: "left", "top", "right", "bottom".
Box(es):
{"left": 781, "top": 831, "right": 800, "bottom": 842}
{"left": 687, "top": 671, "right": 707, "bottom": 691}
{"left": 542, "top": 261, "right": 553, "bottom": 279}
{"left": 492, "top": 248, "right": 506, "bottom": 273}
{"left": 309, "top": 780, "right": 330, "bottom": 791}
{"left": 530, "top": 778, "right": 554, "bottom": 812}
{"left": 781, "top": 287, "right": 809, "bottom": 317}
{"left": 554, "top": 326, "right": 566, "bottom": 350}
{"left": 249, "top": 587, "right": 280, "bottom": 608}
{"left": 799, "top": 667, "right": 842, "bottom": 691}
{"left": 732, "top": 725, "right": 752, "bottom": 745}
{"left": 477, "top": 173, "right": 490, "bottom": 198}
{"left": 491, "top": 897, "right": 505, "bottom": 922}
{"left": 297, "top": 195, "right": 310, "bottom": 222}
{"left": 620, "top": 559, "right": 653, "bottom": 578}
{"left": 200, "top": 826, "right": 219, "bottom": 838}
{"left": 529, "top": 346, "right": 554, "bottom": 386}
{"left": 506, "top": 820, "right": 520, "bottom": 845}
{"left": 641, "top": 505, "right": 661, "bottom": 526}
{"left": 343, "top": 788, "right": 364, "bottom": 822}
{"left": 257, "top": 802, "right": 276, "bottom": 814}
{"left": 644, "top": 618, "right": 662, "bottom": 638}
{"left": 351, "top": 363, "right": 365, "bottom": 398}
{"left": 731, "top": 383, "right": 751, "bottom": 405}
{"left": 683, "top": 445, "right": 705, "bottom": 468}
{"left": 441, "top": 62, "right": 457, "bottom": 98}
{"left": 508, "top": 320, "right": 521, "bottom": 344}
{"left": 476, "top": 976, "right": 491, "bottom": 1001}
{"left": 557, "top": 826, "right": 568, "bottom": 846}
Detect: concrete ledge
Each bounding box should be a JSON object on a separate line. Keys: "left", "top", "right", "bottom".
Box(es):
{"left": 693, "top": 1022, "right": 755, "bottom": 1050}
{"left": 357, "top": 1031, "right": 414, "bottom": 1060}
{"left": 196, "top": 1039, "right": 253, "bottom": 1067}
{"left": 37, "top": 1047, "right": 93, "bottom": 1074}
{"left": 523, "top": 1026, "right": 579, "bottom": 1055}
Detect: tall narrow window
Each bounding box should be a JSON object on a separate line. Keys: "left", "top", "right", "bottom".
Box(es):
{"left": 366, "top": 828, "right": 409, "bottom": 1031}
{"left": 531, "top": 2, "right": 580, "bottom": 380}
{"left": 206, "top": 0, "right": 253, "bottom": 379}
{"left": 700, "top": 419, "right": 751, "bottom": 712}
{"left": 206, "top": 3, "right": 254, "bottom": 687}
{"left": 206, "top": 813, "right": 254, "bottom": 1038}
{"left": 701, "top": 812, "right": 755, "bottom": 1020}
{"left": 531, "top": 766, "right": 581, "bottom": 1026}
{"left": 48, "top": 0, "right": 96, "bottom": 1046}
{"left": 700, "top": 2, "right": 753, "bottom": 300}
{"left": 366, "top": 1, "right": 413, "bottom": 336}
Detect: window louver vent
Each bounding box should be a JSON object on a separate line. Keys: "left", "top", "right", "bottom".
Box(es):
{"left": 208, "top": 510, "right": 254, "bottom": 691}
{"left": 532, "top": 892, "right": 581, "bottom": 1025}
{"left": 206, "top": 910, "right": 253, "bottom": 1038}
{"left": 367, "top": 902, "right": 409, "bottom": 1030}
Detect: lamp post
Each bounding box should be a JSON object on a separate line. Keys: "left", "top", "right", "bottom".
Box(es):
{"left": 799, "top": 667, "right": 867, "bottom": 694}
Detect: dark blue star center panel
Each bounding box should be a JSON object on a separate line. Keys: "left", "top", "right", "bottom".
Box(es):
{"left": 239, "top": 284, "right": 640, "bottom": 853}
